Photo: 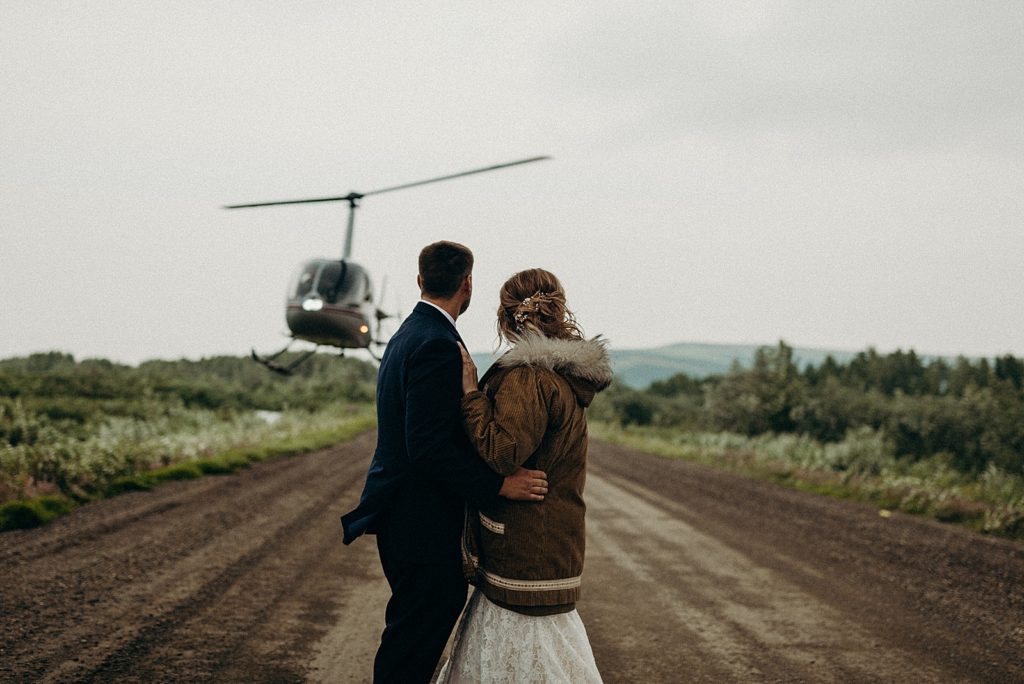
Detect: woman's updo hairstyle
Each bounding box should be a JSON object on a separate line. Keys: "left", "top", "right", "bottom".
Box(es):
{"left": 497, "top": 268, "right": 584, "bottom": 344}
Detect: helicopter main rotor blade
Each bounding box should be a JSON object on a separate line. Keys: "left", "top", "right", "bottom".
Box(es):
{"left": 224, "top": 194, "right": 359, "bottom": 209}
{"left": 222, "top": 156, "right": 550, "bottom": 209}
{"left": 359, "top": 155, "right": 550, "bottom": 198}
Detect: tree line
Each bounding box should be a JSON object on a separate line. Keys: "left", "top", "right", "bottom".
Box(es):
{"left": 0, "top": 351, "right": 376, "bottom": 448}
{"left": 594, "top": 343, "right": 1024, "bottom": 475}
{"left": 0, "top": 351, "right": 378, "bottom": 510}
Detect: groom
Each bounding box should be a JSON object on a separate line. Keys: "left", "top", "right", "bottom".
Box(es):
{"left": 342, "top": 240, "right": 548, "bottom": 683}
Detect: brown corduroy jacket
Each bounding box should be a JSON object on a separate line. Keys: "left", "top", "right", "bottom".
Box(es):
{"left": 461, "top": 334, "right": 612, "bottom": 614}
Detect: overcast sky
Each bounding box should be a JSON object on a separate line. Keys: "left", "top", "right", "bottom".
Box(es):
{"left": 3, "top": 2, "right": 1022, "bottom": 365}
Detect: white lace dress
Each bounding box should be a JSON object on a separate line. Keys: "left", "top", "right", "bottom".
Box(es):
{"left": 437, "top": 590, "right": 603, "bottom": 683}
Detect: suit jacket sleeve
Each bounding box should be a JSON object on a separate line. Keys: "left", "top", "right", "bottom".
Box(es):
{"left": 405, "top": 337, "right": 504, "bottom": 506}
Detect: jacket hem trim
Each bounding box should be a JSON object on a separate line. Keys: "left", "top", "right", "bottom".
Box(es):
{"left": 480, "top": 569, "right": 582, "bottom": 591}
{"left": 479, "top": 512, "right": 505, "bottom": 535}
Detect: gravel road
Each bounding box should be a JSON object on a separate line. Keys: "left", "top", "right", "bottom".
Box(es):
{"left": 1, "top": 431, "right": 1021, "bottom": 683}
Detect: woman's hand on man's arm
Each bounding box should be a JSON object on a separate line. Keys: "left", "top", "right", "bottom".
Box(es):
{"left": 458, "top": 343, "right": 479, "bottom": 395}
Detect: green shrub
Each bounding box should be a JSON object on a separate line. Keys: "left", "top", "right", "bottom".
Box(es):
{"left": 105, "top": 474, "right": 156, "bottom": 495}
{"left": 151, "top": 462, "right": 203, "bottom": 482}
{"left": 196, "top": 457, "right": 242, "bottom": 475}
{"left": 0, "top": 495, "right": 75, "bottom": 531}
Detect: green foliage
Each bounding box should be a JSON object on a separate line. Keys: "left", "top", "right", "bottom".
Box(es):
{"left": 597, "top": 341, "right": 1024, "bottom": 476}
{"left": 154, "top": 462, "right": 205, "bottom": 482}
{"left": 0, "top": 351, "right": 376, "bottom": 416}
{"left": 648, "top": 373, "right": 705, "bottom": 398}
{"left": 135, "top": 352, "right": 376, "bottom": 410}
{"left": 0, "top": 350, "right": 379, "bottom": 527}
{"left": 591, "top": 340, "right": 1024, "bottom": 538}
{"left": 702, "top": 343, "right": 805, "bottom": 435}
{"left": 0, "top": 407, "right": 376, "bottom": 531}
{"left": 0, "top": 495, "right": 74, "bottom": 531}
{"left": 619, "top": 395, "right": 655, "bottom": 426}
{"left": 591, "top": 422, "right": 1024, "bottom": 539}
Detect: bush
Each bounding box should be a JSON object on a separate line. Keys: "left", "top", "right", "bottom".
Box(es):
{"left": 619, "top": 397, "right": 654, "bottom": 426}
{"left": 821, "top": 427, "right": 897, "bottom": 475}
{"left": 603, "top": 343, "right": 1024, "bottom": 477}
{"left": 0, "top": 495, "right": 75, "bottom": 531}
{"left": 152, "top": 462, "right": 204, "bottom": 482}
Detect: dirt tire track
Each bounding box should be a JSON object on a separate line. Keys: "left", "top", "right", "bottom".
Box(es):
{"left": 80, "top": 463, "right": 348, "bottom": 682}
{"left": 1, "top": 431, "right": 386, "bottom": 683}
{"left": 584, "top": 440, "right": 1024, "bottom": 683}
{"left": 2, "top": 433, "right": 1022, "bottom": 683}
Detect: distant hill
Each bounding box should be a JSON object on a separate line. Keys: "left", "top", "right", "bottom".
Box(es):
{"left": 607, "top": 342, "right": 861, "bottom": 388}
{"left": 473, "top": 341, "right": 860, "bottom": 389}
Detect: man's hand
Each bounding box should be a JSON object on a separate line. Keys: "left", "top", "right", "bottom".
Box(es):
{"left": 499, "top": 467, "right": 548, "bottom": 501}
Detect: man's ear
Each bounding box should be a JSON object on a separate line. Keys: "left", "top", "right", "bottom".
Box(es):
{"left": 417, "top": 274, "right": 423, "bottom": 290}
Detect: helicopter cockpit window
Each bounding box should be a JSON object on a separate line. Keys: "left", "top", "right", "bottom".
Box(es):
{"left": 292, "top": 262, "right": 319, "bottom": 298}
{"left": 337, "top": 263, "right": 367, "bottom": 306}
{"left": 316, "top": 261, "right": 344, "bottom": 303}
{"left": 314, "top": 261, "right": 368, "bottom": 306}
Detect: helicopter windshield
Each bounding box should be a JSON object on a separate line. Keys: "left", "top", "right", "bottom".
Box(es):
{"left": 291, "top": 262, "right": 319, "bottom": 298}
{"left": 289, "top": 259, "right": 371, "bottom": 306}
{"left": 321, "top": 261, "right": 371, "bottom": 305}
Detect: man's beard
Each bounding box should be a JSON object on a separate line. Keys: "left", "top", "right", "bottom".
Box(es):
{"left": 459, "top": 294, "right": 471, "bottom": 315}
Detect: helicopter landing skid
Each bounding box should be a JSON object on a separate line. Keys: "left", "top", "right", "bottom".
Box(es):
{"left": 250, "top": 342, "right": 316, "bottom": 376}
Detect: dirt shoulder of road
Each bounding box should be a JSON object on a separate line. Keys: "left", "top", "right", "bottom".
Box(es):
{"left": 2, "top": 433, "right": 1021, "bottom": 683}
{"left": 0, "top": 430, "right": 386, "bottom": 684}
{"left": 587, "top": 440, "right": 1024, "bottom": 683}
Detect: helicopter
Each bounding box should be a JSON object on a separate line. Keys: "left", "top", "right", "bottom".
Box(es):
{"left": 225, "top": 156, "right": 550, "bottom": 374}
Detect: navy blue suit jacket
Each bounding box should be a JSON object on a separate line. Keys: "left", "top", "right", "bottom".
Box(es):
{"left": 341, "top": 302, "right": 503, "bottom": 564}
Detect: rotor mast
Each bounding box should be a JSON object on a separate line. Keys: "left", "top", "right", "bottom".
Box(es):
{"left": 343, "top": 194, "right": 361, "bottom": 260}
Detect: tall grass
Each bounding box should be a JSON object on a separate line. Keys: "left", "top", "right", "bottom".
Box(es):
{"left": 590, "top": 422, "right": 1024, "bottom": 539}
{"left": 0, "top": 402, "right": 376, "bottom": 532}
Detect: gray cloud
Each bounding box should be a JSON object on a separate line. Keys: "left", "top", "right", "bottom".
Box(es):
{"left": 559, "top": 2, "right": 1024, "bottom": 154}
{"left": 1, "top": 2, "right": 1022, "bottom": 363}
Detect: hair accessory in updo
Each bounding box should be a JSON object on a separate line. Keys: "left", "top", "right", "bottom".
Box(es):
{"left": 513, "top": 291, "right": 554, "bottom": 328}
{"left": 496, "top": 268, "right": 583, "bottom": 344}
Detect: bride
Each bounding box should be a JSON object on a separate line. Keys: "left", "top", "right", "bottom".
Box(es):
{"left": 438, "top": 268, "right": 612, "bottom": 683}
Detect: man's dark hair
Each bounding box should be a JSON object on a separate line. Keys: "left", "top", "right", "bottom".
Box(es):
{"left": 418, "top": 241, "right": 473, "bottom": 298}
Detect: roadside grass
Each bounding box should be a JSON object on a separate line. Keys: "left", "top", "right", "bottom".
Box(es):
{"left": 0, "top": 407, "right": 376, "bottom": 532}
{"left": 590, "top": 421, "right": 1024, "bottom": 541}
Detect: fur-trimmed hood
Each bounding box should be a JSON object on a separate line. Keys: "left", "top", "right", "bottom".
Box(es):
{"left": 495, "top": 334, "right": 613, "bottom": 407}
